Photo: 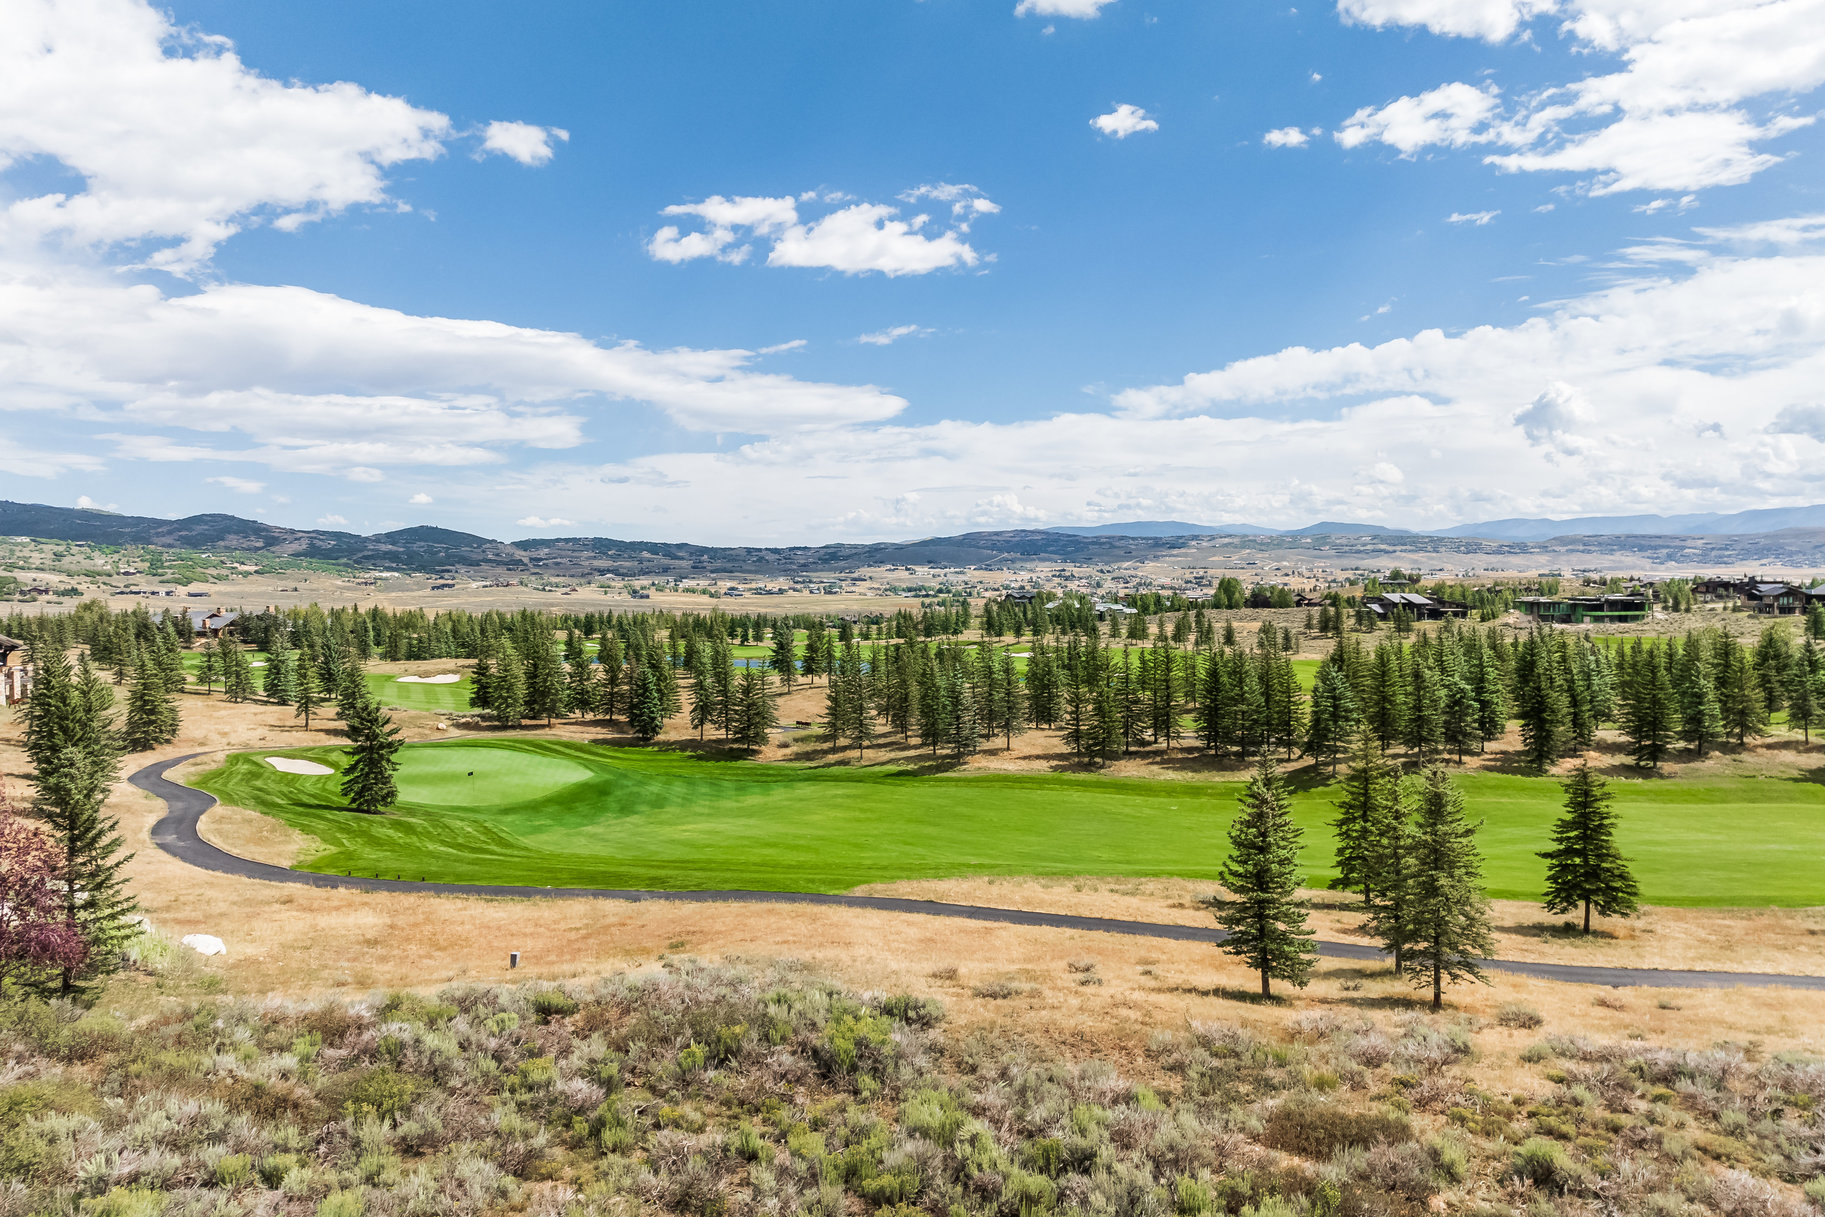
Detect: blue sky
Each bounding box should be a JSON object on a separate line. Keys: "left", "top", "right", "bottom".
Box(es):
{"left": 2, "top": 0, "right": 1823, "bottom": 543}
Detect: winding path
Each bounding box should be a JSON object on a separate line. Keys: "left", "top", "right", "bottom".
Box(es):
{"left": 132, "top": 754, "right": 1825, "bottom": 992}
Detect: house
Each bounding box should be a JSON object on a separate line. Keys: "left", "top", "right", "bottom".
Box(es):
{"left": 1001, "top": 590, "right": 1041, "bottom": 605}
{"left": 1742, "top": 583, "right": 1807, "bottom": 615}
{"left": 1517, "top": 594, "right": 1650, "bottom": 624}
{"left": 0, "top": 634, "right": 31, "bottom": 707}
{"left": 1362, "top": 591, "right": 1467, "bottom": 621}
{"left": 1693, "top": 577, "right": 1742, "bottom": 601}
{"left": 187, "top": 609, "right": 240, "bottom": 638}
{"left": 1294, "top": 593, "right": 1326, "bottom": 609}
{"left": 186, "top": 590, "right": 211, "bottom": 598}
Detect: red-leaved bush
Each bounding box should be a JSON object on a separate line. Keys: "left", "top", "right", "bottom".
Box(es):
{"left": 0, "top": 783, "right": 87, "bottom": 993}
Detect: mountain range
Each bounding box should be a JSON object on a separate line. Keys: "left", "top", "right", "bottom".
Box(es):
{"left": 6, "top": 499, "right": 1825, "bottom": 577}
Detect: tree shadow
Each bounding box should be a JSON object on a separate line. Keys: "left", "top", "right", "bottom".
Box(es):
{"left": 1495, "top": 919, "right": 1621, "bottom": 942}
{"left": 1162, "top": 982, "right": 1294, "bottom": 1006}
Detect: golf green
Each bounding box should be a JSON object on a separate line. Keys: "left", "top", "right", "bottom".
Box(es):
{"left": 191, "top": 739, "right": 1825, "bottom": 905}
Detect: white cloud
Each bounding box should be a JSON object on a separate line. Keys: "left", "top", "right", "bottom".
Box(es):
{"left": 317, "top": 514, "right": 348, "bottom": 527}
{"left": 516, "top": 515, "right": 573, "bottom": 528}
{"left": 1337, "top": 0, "right": 1555, "bottom": 41}
{"left": 1091, "top": 104, "right": 1160, "bottom": 138}
{"left": 74, "top": 494, "right": 118, "bottom": 510}
{"left": 857, "top": 324, "right": 934, "bottom": 346}
{"left": 1015, "top": 0, "right": 1118, "bottom": 17}
{"left": 479, "top": 120, "right": 568, "bottom": 166}
{"left": 207, "top": 475, "right": 266, "bottom": 494}
{"left": 1767, "top": 404, "right": 1825, "bottom": 442}
{"left": 1263, "top": 127, "right": 1311, "bottom": 147}
{"left": 650, "top": 191, "right": 989, "bottom": 276}
{"left": 408, "top": 492, "right": 434, "bottom": 505}
{"left": 1337, "top": 82, "right": 1505, "bottom": 153}
{"left": 1513, "top": 381, "right": 1588, "bottom": 450}
{"left": 1328, "top": 0, "right": 1825, "bottom": 196}
{"left": 1446, "top": 209, "right": 1500, "bottom": 224}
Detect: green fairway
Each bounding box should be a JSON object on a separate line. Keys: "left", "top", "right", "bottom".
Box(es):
{"left": 364, "top": 672, "right": 474, "bottom": 714}
{"left": 192, "top": 739, "right": 1825, "bottom": 905}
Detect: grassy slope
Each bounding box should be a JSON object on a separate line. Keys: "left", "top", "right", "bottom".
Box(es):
{"left": 192, "top": 738, "right": 1825, "bottom": 905}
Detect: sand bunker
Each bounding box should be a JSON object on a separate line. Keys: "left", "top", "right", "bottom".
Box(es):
{"left": 265, "top": 756, "right": 333, "bottom": 776}
{"left": 396, "top": 674, "right": 462, "bottom": 684}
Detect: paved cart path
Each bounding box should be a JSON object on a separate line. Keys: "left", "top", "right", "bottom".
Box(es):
{"left": 133, "top": 754, "right": 1825, "bottom": 991}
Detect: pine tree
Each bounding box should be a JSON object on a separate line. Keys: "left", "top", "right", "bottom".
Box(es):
{"left": 1214, "top": 755, "right": 1317, "bottom": 997}
{"left": 491, "top": 642, "right": 527, "bottom": 727}
{"left": 524, "top": 637, "right": 567, "bottom": 725}
{"left": 565, "top": 632, "right": 596, "bottom": 719}
{"left": 596, "top": 636, "right": 627, "bottom": 723}
{"left": 1329, "top": 726, "right": 1396, "bottom": 903}
{"left": 122, "top": 648, "right": 180, "bottom": 752}
{"left": 221, "top": 643, "right": 256, "bottom": 703}
{"left": 1717, "top": 638, "right": 1767, "bottom": 747}
{"left": 339, "top": 690, "right": 403, "bottom": 815}
{"left": 22, "top": 648, "right": 135, "bottom": 996}
{"left": 1403, "top": 767, "right": 1496, "bottom": 1010}
{"left": 1786, "top": 638, "right": 1823, "bottom": 743}
{"left": 771, "top": 626, "right": 797, "bottom": 692}
{"left": 1362, "top": 776, "right": 1418, "bottom": 974}
{"left": 1539, "top": 762, "right": 1640, "bottom": 933}
{"left": 1625, "top": 645, "right": 1679, "bottom": 768}
{"left": 196, "top": 640, "right": 221, "bottom": 694}
{"left": 734, "top": 668, "right": 775, "bottom": 750}
{"left": 1305, "top": 661, "right": 1360, "bottom": 773}
{"left": 1675, "top": 637, "right": 1723, "bottom": 757}
{"left": 262, "top": 646, "right": 297, "bottom": 705}
{"left": 1514, "top": 631, "right": 1570, "bottom": 770}
{"left": 995, "top": 648, "right": 1027, "bottom": 751}
{"left": 293, "top": 653, "right": 325, "bottom": 730}
{"left": 628, "top": 666, "right": 666, "bottom": 741}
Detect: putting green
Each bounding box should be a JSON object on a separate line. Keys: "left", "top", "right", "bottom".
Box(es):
{"left": 191, "top": 738, "right": 1825, "bottom": 904}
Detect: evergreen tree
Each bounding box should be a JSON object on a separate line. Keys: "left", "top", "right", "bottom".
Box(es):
{"left": 1717, "top": 638, "right": 1767, "bottom": 747}
{"left": 994, "top": 648, "right": 1027, "bottom": 751}
{"left": 122, "top": 648, "right": 180, "bottom": 752}
{"left": 339, "top": 691, "right": 403, "bottom": 815}
{"left": 628, "top": 666, "right": 666, "bottom": 741}
{"left": 1674, "top": 637, "right": 1723, "bottom": 757}
{"left": 22, "top": 648, "right": 134, "bottom": 996}
{"left": 1403, "top": 767, "right": 1496, "bottom": 1010}
{"left": 687, "top": 651, "right": 716, "bottom": 740}
{"left": 196, "top": 640, "right": 221, "bottom": 694}
{"left": 221, "top": 643, "right": 256, "bottom": 703}
{"left": 565, "top": 632, "right": 596, "bottom": 719}
{"left": 293, "top": 654, "right": 325, "bottom": 730}
{"left": 733, "top": 668, "right": 775, "bottom": 750}
{"left": 1514, "top": 631, "right": 1570, "bottom": 770}
{"left": 1362, "top": 776, "right": 1419, "bottom": 974}
{"left": 491, "top": 642, "right": 527, "bottom": 727}
{"left": 262, "top": 646, "right": 297, "bottom": 705}
{"left": 1403, "top": 661, "right": 1445, "bottom": 759}
{"left": 1538, "top": 763, "right": 1640, "bottom": 933}
{"left": 1214, "top": 756, "right": 1317, "bottom": 997}
{"left": 524, "top": 636, "right": 567, "bottom": 725}
{"left": 1786, "top": 638, "right": 1823, "bottom": 743}
{"left": 1305, "top": 661, "right": 1359, "bottom": 773}
{"left": 1329, "top": 726, "right": 1396, "bottom": 904}
{"left": 595, "top": 636, "right": 627, "bottom": 723}
{"left": 771, "top": 626, "right": 797, "bottom": 691}
{"left": 1625, "top": 645, "right": 1679, "bottom": 768}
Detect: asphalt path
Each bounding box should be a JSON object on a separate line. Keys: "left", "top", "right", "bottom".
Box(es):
{"left": 132, "top": 754, "right": 1825, "bottom": 991}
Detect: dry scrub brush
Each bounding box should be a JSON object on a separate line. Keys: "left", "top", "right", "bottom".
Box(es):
{"left": 0, "top": 960, "right": 1820, "bottom": 1216}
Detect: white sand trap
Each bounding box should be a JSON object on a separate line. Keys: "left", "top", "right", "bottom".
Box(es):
{"left": 396, "top": 674, "right": 461, "bottom": 684}
{"left": 1009, "top": 652, "right": 1033, "bottom": 658}
{"left": 250, "top": 660, "right": 267, "bottom": 667}
{"left": 265, "top": 756, "right": 333, "bottom": 775}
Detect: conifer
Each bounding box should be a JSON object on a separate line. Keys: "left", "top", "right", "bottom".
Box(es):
{"left": 1215, "top": 755, "right": 1317, "bottom": 997}
{"left": 1403, "top": 767, "right": 1496, "bottom": 1010}
{"left": 122, "top": 648, "right": 180, "bottom": 752}
{"left": 628, "top": 666, "right": 666, "bottom": 741}
{"left": 1539, "top": 763, "right": 1640, "bottom": 933}
{"left": 339, "top": 690, "right": 403, "bottom": 815}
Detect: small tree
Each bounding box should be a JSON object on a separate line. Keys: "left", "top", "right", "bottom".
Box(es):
{"left": 1403, "top": 767, "right": 1495, "bottom": 1010}
{"left": 1329, "top": 726, "right": 1395, "bottom": 904}
{"left": 1788, "top": 639, "right": 1823, "bottom": 743}
{"left": 491, "top": 643, "right": 527, "bottom": 728}
{"left": 0, "top": 794, "right": 89, "bottom": 996}
{"left": 293, "top": 653, "right": 325, "bottom": 729}
{"left": 1625, "top": 645, "right": 1679, "bottom": 768}
{"left": 1214, "top": 755, "right": 1317, "bottom": 998}
{"left": 771, "top": 626, "right": 797, "bottom": 692}
{"left": 1305, "top": 662, "right": 1360, "bottom": 773}
{"left": 340, "top": 691, "right": 403, "bottom": 815}
{"left": 733, "top": 668, "right": 775, "bottom": 751}
{"left": 628, "top": 665, "right": 666, "bottom": 742}
{"left": 122, "top": 649, "right": 180, "bottom": 752}
{"left": 196, "top": 640, "right": 221, "bottom": 694}
{"left": 1538, "top": 762, "right": 1640, "bottom": 933}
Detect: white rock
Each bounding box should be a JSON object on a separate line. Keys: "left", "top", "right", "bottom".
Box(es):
{"left": 181, "top": 934, "right": 226, "bottom": 956}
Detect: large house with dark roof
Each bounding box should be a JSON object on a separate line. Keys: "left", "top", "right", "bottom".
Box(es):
{"left": 0, "top": 634, "right": 31, "bottom": 707}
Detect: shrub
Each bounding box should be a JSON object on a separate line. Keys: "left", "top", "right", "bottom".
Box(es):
{"left": 903, "top": 1091, "right": 968, "bottom": 1148}
{"left": 1803, "top": 1176, "right": 1825, "bottom": 1211}
{"left": 79, "top": 1187, "right": 168, "bottom": 1217}
{"left": 316, "top": 1189, "right": 366, "bottom": 1217}
{"left": 1498, "top": 1003, "right": 1545, "bottom": 1030}
{"left": 529, "top": 989, "right": 579, "bottom": 1022}
{"left": 970, "top": 980, "right": 1033, "bottom": 1000}
{"left": 1510, "top": 1137, "right": 1578, "bottom": 1192}
{"left": 258, "top": 1152, "right": 305, "bottom": 1188}
{"left": 324, "top": 1067, "right": 423, "bottom": 1122}
{"left": 728, "top": 1123, "right": 766, "bottom": 1161}
{"left": 377, "top": 992, "right": 457, "bottom": 1026}
{"left": 1262, "top": 1099, "right": 1411, "bottom": 1159}
{"left": 214, "top": 1152, "right": 254, "bottom": 1188}
{"left": 879, "top": 994, "right": 944, "bottom": 1027}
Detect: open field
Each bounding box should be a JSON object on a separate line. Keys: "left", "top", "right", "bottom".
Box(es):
{"left": 193, "top": 736, "right": 1825, "bottom": 905}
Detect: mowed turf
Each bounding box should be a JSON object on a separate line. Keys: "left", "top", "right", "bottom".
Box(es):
{"left": 192, "top": 739, "right": 1825, "bottom": 905}
{"left": 364, "top": 673, "right": 474, "bottom": 714}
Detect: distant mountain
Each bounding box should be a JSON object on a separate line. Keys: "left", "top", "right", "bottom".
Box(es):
{"left": 1047, "top": 520, "right": 1277, "bottom": 537}
{"left": 1441, "top": 505, "right": 1825, "bottom": 541}
{"left": 1286, "top": 521, "right": 1416, "bottom": 537}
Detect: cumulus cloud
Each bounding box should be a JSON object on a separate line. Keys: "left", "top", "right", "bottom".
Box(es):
{"left": 0, "top": 0, "right": 479, "bottom": 271}
{"left": 516, "top": 515, "right": 573, "bottom": 528}
{"left": 1327, "top": 0, "right": 1825, "bottom": 195}
{"left": 1767, "top": 404, "right": 1825, "bottom": 441}
{"left": 1091, "top": 104, "right": 1159, "bottom": 138}
{"left": 1264, "top": 127, "right": 1311, "bottom": 147}
{"left": 857, "top": 324, "right": 933, "bottom": 346}
{"left": 1514, "top": 381, "right": 1588, "bottom": 450}
{"left": 1015, "top": 0, "right": 1118, "bottom": 17}
{"left": 650, "top": 190, "right": 991, "bottom": 276}
{"left": 408, "top": 493, "right": 434, "bottom": 505}
{"left": 479, "top": 120, "right": 569, "bottom": 166}
{"left": 317, "top": 514, "right": 348, "bottom": 527}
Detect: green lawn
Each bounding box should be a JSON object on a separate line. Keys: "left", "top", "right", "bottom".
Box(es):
{"left": 364, "top": 672, "right": 474, "bottom": 714}
{"left": 191, "top": 739, "right": 1825, "bottom": 905}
